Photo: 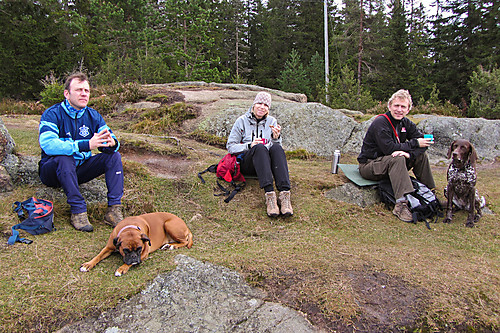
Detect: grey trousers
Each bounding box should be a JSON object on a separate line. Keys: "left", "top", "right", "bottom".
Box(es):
{"left": 359, "top": 152, "right": 435, "bottom": 199}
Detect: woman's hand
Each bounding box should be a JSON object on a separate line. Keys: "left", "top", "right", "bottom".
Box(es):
{"left": 270, "top": 124, "right": 281, "bottom": 139}
{"left": 250, "top": 138, "right": 266, "bottom": 148}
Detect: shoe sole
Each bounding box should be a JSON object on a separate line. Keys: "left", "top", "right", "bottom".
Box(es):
{"left": 78, "top": 225, "right": 94, "bottom": 232}
{"left": 392, "top": 212, "right": 413, "bottom": 223}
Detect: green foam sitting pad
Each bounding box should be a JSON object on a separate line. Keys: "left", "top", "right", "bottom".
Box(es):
{"left": 338, "top": 164, "right": 379, "bottom": 187}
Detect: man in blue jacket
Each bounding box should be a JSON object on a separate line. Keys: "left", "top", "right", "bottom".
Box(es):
{"left": 39, "top": 72, "right": 124, "bottom": 232}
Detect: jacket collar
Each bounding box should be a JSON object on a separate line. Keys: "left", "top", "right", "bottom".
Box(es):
{"left": 62, "top": 99, "right": 87, "bottom": 119}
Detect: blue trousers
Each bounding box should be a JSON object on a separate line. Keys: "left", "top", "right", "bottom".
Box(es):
{"left": 240, "top": 144, "right": 290, "bottom": 192}
{"left": 39, "top": 153, "right": 124, "bottom": 214}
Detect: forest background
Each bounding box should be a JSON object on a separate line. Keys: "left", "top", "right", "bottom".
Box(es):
{"left": 0, "top": 0, "right": 498, "bottom": 119}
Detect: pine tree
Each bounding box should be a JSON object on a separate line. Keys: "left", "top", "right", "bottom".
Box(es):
{"left": 0, "top": 0, "right": 79, "bottom": 98}
{"left": 326, "top": 65, "right": 376, "bottom": 111}
{"left": 159, "top": 0, "right": 228, "bottom": 82}
{"left": 431, "top": 0, "right": 500, "bottom": 106}
{"left": 278, "top": 49, "right": 310, "bottom": 95}
{"left": 468, "top": 66, "right": 500, "bottom": 119}
{"left": 211, "top": 0, "right": 250, "bottom": 82}
{"left": 249, "top": 0, "right": 300, "bottom": 88}
{"left": 307, "top": 51, "right": 326, "bottom": 102}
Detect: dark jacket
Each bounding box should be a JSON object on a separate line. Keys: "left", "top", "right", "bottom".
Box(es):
{"left": 357, "top": 112, "right": 425, "bottom": 164}
{"left": 39, "top": 100, "right": 119, "bottom": 167}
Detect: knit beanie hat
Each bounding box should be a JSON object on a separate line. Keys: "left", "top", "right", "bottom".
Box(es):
{"left": 252, "top": 92, "right": 272, "bottom": 108}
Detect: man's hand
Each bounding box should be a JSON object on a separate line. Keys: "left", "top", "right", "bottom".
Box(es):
{"left": 391, "top": 150, "right": 410, "bottom": 159}
{"left": 417, "top": 137, "right": 433, "bottom": 147}
{"left": 89, "top": 129, "right": 115, "bottom": 150}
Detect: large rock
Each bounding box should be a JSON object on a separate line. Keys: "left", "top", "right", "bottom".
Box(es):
{"left": 57, "top": 255, "right": 321, "bottom": 333}
{"left": 0, "top": 118, "right": 15, "bottom": 163}
{"left": 2, "top": 154, "right": 41, "bottom": 186}
{"left": 200, "top": 100, "right": 500, "bottom": 163}
{"left": 0, "top": 165, "right": 14, "bottom": 192}
{"left": 2, "top": 151, "right": 107, "bottom": 203}
{"left": 417, "top": 116, "right": 500, "bottom": 162}
{"left": 324, "top": 183, "right": 379, "bottom": 208}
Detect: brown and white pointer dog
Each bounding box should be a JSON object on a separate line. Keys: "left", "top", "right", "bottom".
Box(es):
{"left": 80, "top": 212, "right": 193, "bottom": 276}
{"left": 444, "top": 139, "right": 485, "bottom": 227}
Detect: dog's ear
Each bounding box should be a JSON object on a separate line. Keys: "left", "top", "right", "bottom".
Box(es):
{"left": 447, "top": 140, "right": 456, "bottom": 159}
{"left": 141, "top": 233, "right": 151, "bottom": 246}
{"left": 468, "top": 142, "right": 478, "bottom": 167}
{"left": 113, "top": 237, "right": 121, "bottom": 248}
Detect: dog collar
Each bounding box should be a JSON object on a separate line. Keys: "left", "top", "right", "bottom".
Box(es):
{"left": 117, "top": 225, "right": 141, "bottom": 238}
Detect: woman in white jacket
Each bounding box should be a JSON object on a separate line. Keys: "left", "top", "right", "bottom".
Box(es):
{"left": 226, "top": 92, "right": 293, "bottom": 217}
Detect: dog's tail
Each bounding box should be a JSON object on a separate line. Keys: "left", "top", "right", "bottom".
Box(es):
{"left": 186, "top": 232, "right": 194, "bottom": 249}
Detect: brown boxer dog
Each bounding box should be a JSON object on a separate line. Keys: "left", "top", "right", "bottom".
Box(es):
{"left": 80, "top": 212, "right": 193, "bottom": 276}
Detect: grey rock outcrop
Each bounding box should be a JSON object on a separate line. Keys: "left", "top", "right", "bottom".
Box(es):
{"left": 0, "top": 149, "right": 107, "bottom": 203}
{"left": 0, "top": 118, "right": 16, "bottom": 192}
{"left": 418, "top": 116, "right": 500, "bottom": 162}
{"left": 324, "top": 183, "right": 379, "bottom": 208}
{"left": 0, "top": 117, "right": 15, "bottom": 161}
{"left": 57, "top": 255, "right": 322, "bottom": 333}
{"left": 2, "top": 154, "right": 40, "bottom": 186}
{"left": 202, "top": 102, "right": 357, "bottom": 158}
{"left": 0, "top": 165, "right": 14, "bottom": 192}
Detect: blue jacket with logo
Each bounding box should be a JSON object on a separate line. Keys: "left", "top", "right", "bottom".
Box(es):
{"left": 39, "top": 100, "right": 120, "bottom": 167}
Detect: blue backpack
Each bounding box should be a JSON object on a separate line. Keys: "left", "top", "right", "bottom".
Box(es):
{"left": 8, "top": 197, "right": 55, "bottom": 245}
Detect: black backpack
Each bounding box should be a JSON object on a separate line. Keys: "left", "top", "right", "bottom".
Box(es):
{"left": 378, "top": 177, "right": 443, "bottom": 229}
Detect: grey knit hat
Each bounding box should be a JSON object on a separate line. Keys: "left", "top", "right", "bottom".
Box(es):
{"left": 252, "top": 92, "right": 272, "bottom": 108}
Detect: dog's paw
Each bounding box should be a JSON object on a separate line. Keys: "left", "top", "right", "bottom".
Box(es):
{"left": 465, "top": 221, "right": 475, "bottom": 228}
{"left": 80, "top": 263, "right": 92, "bottom": 272}
{"left": 114, "top": 270, "right": 122, "bottom": 277}
{"left": 160, "top": 244, "right": 176, "bottom": 250}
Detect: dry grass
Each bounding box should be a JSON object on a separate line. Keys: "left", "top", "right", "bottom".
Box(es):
{"left": 0, "top": 114, "right": 498, "bottom": 332}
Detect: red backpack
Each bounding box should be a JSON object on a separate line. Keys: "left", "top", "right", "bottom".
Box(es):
{"left": 198, "top": 153, "right": 246, "bottom": 202}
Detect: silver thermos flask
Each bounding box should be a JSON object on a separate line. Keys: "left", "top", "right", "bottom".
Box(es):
{"left": 331, "top": 149, "right": 341, "bottom": 174}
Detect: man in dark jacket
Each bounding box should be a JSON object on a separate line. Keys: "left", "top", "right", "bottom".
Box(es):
{"left": 38, "top": 72, "right": 124, "bottom": 232}
{"left": 358, "top": 89, "right": 435, "bottom": 222}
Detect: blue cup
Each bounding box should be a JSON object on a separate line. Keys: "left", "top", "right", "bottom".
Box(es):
{"left": 424, "top": 134, "right": 434, "bottom": 142}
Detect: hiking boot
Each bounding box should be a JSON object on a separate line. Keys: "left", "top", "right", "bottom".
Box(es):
{"left": 392, "top": 201, "right": 413, "bottom": 222}
{"left": 71, "top": 212, "right": 93, "bottom": 232}
{"left": 278, "top": 191, "right": 293, "bottom": 216}
{"left": 104, "top": 205, "right": 124, "bottom": 227}
{"left": 265, "top": 191, "right": 279, "bottom": 217}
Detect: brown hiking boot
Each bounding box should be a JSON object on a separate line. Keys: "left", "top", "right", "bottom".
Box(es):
{"left": 278, "top": 191, "right": 293, "bottom": 216}
{"left": 103, "top": 205, "right": 124, "bottom": 227}
{"left": 392, "top": 201, "right": 413, "bottom": 222}
{"left": 70, "top": 212, "right": 93, "bottom": 232}
{"left": 265, "top": 191, "right": 279, "bottom": 217}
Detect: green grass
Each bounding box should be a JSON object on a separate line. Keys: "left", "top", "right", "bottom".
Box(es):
{"left": 1, "top": 113, "right": 499, "bottom": 332}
